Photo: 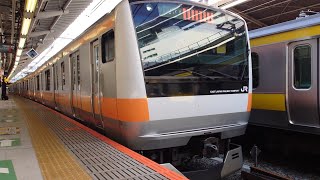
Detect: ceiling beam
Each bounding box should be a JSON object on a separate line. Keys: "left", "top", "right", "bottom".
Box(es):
{"left": 230, "top": 8, "right": 267, "bottom": 27}
{"left": 29, "top": 30, "right": 54, "bottom": 37}
{"left": 36, "top": 9, "right": 70, "bottom": 19}
{"left": 256, "top": 2, "right": 320, "bottom": 21}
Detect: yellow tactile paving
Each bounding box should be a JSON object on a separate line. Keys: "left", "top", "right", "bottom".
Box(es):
{"left": 15, "top": 98, "right": 91, "bottom": 180}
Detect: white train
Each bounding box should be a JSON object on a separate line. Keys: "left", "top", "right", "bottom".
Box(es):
{"left": 11, "top": 0, "right": 252, "bottom": 159}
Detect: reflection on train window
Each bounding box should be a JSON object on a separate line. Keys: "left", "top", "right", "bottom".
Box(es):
{"left": 61, "top": 62, "right": 65, "bottom": 90}
{"left": 131, "top": 2, "right": 249, "bottom": 97}
{"left": 294, "top": 45, "right": 311, "bottom": 89}
{"left": 102, "top": 30, "right": 115, "bottom": 63}
{"left": 45, "top": 70, "right": 51, "bottom": 91}
{"left": 251, "top": 52, "right": 259, "bottom": 88}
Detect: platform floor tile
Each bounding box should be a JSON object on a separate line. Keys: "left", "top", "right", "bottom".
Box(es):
{"left": 0, "top": 98, "right": 43, "bottom": 180}
{"left": 14, "top": 96, "right": 187, "bottom": 180}
{"left": 15, "top": 97, "right": 91, "bottom": 180}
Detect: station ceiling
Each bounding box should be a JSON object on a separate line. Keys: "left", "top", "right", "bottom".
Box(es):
{"left": 230, "top": 0, "right": 320, "bottom": 30}
{"left": 1, "top": 0, "right": 320, "bottom": 80}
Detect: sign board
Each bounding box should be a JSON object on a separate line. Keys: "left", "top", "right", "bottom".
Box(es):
{"left": 0, "top": 44, "right": 14, "bottom": 53}
{"left": 26, "top": 48, "right": 38, "bottom": 59}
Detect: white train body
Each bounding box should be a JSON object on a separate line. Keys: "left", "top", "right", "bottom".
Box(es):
{"left": 11, "top": 0, "right": 252, "bottom": 150}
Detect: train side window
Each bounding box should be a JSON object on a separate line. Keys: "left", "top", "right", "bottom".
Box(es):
{"left": 251, "top": 52, "right": 259, "bottom": 88}
{"left": 101, "top": 30, "right": 115, "bottom": 63}
{"left": 61, "top": 61, "right": 65, "bottom": 90}
{"left": 77, "top": 55, "right": 80, "bottom": 90}
{"left": 40, "top": 73, "right": 43, "bottom": 90}
{"left": 56, "top": 65, "right": 59, "bottom": 90}
{"left": 294, "top": 45, "right": 311, "bottom": 89}
{"left": 45, "top": 70, "right": 51, "bottom": 91}
{"left": 36, "top": 75, "right": 40, "bottom": 90}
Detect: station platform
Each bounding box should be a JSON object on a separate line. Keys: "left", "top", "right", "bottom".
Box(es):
{"left": 0, "top": 96, "right": 188, "bottom": 180}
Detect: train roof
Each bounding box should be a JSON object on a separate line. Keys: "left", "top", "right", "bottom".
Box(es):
{"left": 249, "top": 13, "right": 320, "bottom": 39}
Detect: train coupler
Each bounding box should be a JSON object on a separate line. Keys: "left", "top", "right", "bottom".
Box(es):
{"left": 182, "top": 143, "right": 243, "bottom": 180}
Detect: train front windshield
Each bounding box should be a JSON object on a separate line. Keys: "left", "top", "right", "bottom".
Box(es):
{"left": 131, "top": 2, "right": 249, "bottom": 97}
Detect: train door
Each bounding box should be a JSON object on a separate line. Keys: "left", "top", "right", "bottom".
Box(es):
{"left": 91, "top": 40, "right": 103, "bottom": 128}
{"left": 288, "top": 39, "right": 319, "bottom": 127}
{"left": 71, "top": 51, "right": 81, "bottom": 117}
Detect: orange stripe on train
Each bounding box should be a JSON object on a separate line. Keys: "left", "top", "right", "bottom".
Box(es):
{"left": 54, "top": 95, "right": 150, "bottom": 122}
{"left": 247, "top": 93, "right": 252, "bottom": 112}
{"left": 101, "top": 98, "right": 149, "bottom": 122}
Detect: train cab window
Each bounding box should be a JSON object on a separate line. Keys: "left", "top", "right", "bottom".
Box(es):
{"left": 294, "top": 45, "right": 311, "bottom": 89}
{"left": 251, "top": 52, "right": 259, "bottom": 88}
{"left": 45, "top": 70, "right": 51, "bottom": 91}
{"left": 61, "top": 62, "right": 65, "bottom": 90}
{"left": 102, "top": 30, "right": 115, "bottom": 63}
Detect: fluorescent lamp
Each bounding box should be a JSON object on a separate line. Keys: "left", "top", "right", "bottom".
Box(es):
{"left": 16, "top": 57, "right": 20, "bottom": 62}
{"left": 21, "top": 18, "right": 32, "bottom": 35}
{"left": 25, "top": 0, "right": 37, "bottom": 13}
{"left": 221, "top": 0, "right": 249, "bottom": 9}
{"left": 16, "top": 49, "right": 23, "bottom": 56}
{"left": 12, "top": 0, "right": 122, "bottom": 81}
{"left": 18, "top": 38, "right": 26, "bottom": 49}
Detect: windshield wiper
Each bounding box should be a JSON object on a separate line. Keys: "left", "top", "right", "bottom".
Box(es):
{"left": 208, "top": 69, "right": 239, "bottom": 80}
{"left": 180, "top": 69, "right": 217, "bottom": 81}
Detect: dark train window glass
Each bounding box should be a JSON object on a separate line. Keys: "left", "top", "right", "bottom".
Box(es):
{"left": 41, "top": 74, "right": 43, "bottom": 90}
{"left": 294, "top": 45, "right": 311, "bottom": 89}
{"left": 102, "top": 30, "right": 115, "bottom": 63}
{"left": 36, "top": 75, "right": 40, "bottom": 90}
{"left": 72, "top": 56, "right": 76, "bottom": 90}
{"left": 251, "top": 52, "right": 259, "bottom": 88}
{"left": 61, "top": 62, "right": 65, "bottom": 90}
{"left": 131, "top": 2, "right": 249, "bottom": 97}
{"left": 53, "top": 66, "right": 56, "bottom": 90}
{"left": 77, "top": 55, "right": 80, "bottom": 90}
{"left": 56, "top": 65, "right": 59, "bottom": 90}
{"left": 45, "top": 70, "right": 51, "bottom": 91}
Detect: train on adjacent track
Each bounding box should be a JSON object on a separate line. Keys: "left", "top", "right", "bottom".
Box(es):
{"left": 249, "top": 13, "right": 320, "bottom": 134}
{"left": 10, "top": 0, "right": 252, "bottom": 158}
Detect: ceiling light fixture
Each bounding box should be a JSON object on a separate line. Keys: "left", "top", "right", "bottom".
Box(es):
{"left": 15, "top": 57, "right": 20, "bottom": 63}
{"left": 16, "top": 49, "right": 23, "bottom": 57}
{"left": 25, "top": 0, "right": 37, "bottom": 13}
{"left": 21, "top": 18, "right": 32, "bottom": 35}
{"left": 18, "top": 38, "right": 26, "bottom": 49}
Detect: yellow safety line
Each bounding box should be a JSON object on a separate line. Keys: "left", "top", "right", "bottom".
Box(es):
{"left": 14, "top": 97, "right": 91, "bottom": 180}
